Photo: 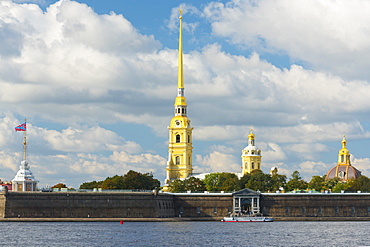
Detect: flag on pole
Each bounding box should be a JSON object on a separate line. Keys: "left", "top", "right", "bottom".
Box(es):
{"left": 15, "top": 122, "right": 27, "bottom": 131}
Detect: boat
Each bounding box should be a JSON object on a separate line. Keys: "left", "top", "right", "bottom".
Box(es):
{"left": 221, "top": 216, "right": 274, "bottom": 222}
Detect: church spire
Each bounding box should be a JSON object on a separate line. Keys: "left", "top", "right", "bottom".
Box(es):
{"left": 163, "top": 10, "right": 194, "bottom": 191}
{"left": 174, "top": 9, "right": 187, "bottom": 114}
{"left": 177, "top": 9, "right": 184, "bottom": 92}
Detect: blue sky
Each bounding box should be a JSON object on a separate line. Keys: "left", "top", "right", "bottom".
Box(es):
{"left": 1, "top": 0, "right": 370, "bottom": 188}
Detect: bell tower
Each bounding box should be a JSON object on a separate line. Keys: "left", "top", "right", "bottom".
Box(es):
{"left": 163, "top": 10, "right": 193, "bottom": 191}
{"left": 241, "top": 129, "right": 262, "bottom": 174}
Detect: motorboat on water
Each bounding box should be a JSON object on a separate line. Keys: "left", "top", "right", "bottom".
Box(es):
{"left": 221, "top": 216, "right": 274, "bottom": 222}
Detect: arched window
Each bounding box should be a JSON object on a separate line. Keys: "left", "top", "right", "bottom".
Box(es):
{"left": 176, "top": 134, "right": 180, "bottom": 143}
{"left": 175, "top": 156, "right": 180, "bottom": 165}
{"left": 252, "top": 162, "right": 255, "bottom": 169}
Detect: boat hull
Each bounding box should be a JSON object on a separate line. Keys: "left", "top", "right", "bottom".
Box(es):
{"left": 221, "top": 217, "right": 274, "bottom": 222}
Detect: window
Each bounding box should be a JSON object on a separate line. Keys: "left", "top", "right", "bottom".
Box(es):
{"left": 188, "top": 135, "right": 190, "bottom": 143}
{"left": 302, "top": 207, "right": 306, "bottom": 215}
{"left": 252, "top": 162, "right": 254, "bottom": 169}
{"left": 317, "top": 206, "right": 322, "bottom": 214}
{"left": 197, "top": 207, "right": 201, "bottom": 214}
{"left": 228, "top": 207, "right": 232, "bottom": 214}
{"left": 213, "top": 207, "right": 217, "bottom": 214}
{"left": 175, "top": 156, "right": 180, "bottom": 165}
{"left": 176, "top": 134, "right": 180, "bottom": 143}
{"left": 235, "top": 198, "right": 239, "bottom": 207}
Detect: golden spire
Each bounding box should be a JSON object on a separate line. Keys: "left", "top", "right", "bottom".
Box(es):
{"left": 341, "top": 135, "right": 347, "bottom": 149}
{"left": 177, "top": 8, "right": 184, "bottom": 90}
{"left": 248, "top": 126, "right": 255, "bottom": 140}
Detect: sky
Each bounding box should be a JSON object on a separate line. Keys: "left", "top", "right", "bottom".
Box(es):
{"left": 1, "top": 0, "right": 370, "bottom": 189}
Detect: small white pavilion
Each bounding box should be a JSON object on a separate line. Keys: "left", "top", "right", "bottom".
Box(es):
{"left": 12, "top": 121, "right": 38, "bottom": 191}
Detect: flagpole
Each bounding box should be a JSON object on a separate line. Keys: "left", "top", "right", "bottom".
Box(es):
{"left": 23, "top": 119, "right": 27, "bottom": 161}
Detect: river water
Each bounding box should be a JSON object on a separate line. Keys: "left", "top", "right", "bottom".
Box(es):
{"left": 1, "top": 221, "right": 369, "bottom": 246}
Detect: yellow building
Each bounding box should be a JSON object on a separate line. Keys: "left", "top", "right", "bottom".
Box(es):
{"left": 326, "top": 136, "right": 361, "bottom": 181}
{"left": 241, "top": 129, "right": 262, "bottom": 174}
{"left": 163, "top": 11, "right": 193, "bottom": 191}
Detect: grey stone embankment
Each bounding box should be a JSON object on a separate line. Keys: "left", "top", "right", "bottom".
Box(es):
{"left": 1, "top": 217, "right": 370, "bottom": 222}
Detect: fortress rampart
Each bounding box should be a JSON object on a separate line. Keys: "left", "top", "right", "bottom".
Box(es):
{"left": 261, "top": 193, "right": 370, "bottom": 217}
{"left": 1, "top": 191, "right": 370, "bottom": 219}
{"left": 1, "top": 191, "right": 175, "bottom": 218}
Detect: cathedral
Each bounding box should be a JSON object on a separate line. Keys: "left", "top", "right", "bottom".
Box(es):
{"left": 162, "top": 12, "right": 364, "bottom": 190}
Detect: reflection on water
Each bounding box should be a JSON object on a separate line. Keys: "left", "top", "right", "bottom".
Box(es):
{"left": 1, "top": 221, "right": 369, "bottom": 246}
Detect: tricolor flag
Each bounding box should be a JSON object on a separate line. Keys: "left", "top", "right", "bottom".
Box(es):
{"left": 15, "top": 122, "right": 27, "bottom": 131}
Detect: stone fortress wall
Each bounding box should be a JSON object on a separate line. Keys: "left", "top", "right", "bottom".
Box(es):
{"left": 1, "top": 191, "right": 370, "bottom": 219}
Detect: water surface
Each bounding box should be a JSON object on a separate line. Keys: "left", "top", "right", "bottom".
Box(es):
{"left": 1, "top": 221, "right": 369, "bottom": 246}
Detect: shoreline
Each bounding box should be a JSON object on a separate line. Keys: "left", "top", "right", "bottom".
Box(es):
{"left": 1, "top": 217, "right": 370, "bottom": 222}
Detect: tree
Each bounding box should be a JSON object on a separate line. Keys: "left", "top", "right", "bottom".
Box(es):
{"left": 121, "top": 170, "right": 160, "bottom": 190}
{"left": 331, "top": 181, "right": 351, "bottom": 193}
{"left": 308, "top": 176, "right": 325, "bottom": 191}
{"left": 271, "top": 173, "right": 287, "bottom": 192}
{"left": 245, "top": 170, "right": 272, "bottom": 192}
{"left": 238, "top": 173, "right": 251, "bottom": 189}
{"left": 324, "top": 177, "right": 341, "bottom": 191}
{"left": 52, "top": 183, "right": 67, "bottom": 189}
{"left": 168, "top": 179, "right": 186, "bottom": 192}
{"left": 346, "top": 175, "right": 370, "bottom": 192}
{"left": 79, "top": 180, "right": 103, "bottom": 189}
{"left": 168, "top": 177, "right": 206, "bottom": 192}
{"left": 184, "top": 177, "right": 206, "bottom": 191}
{"left": 286, "top": 171, "right": 308, "bottom": 191}
{"left": 102, "top": 175, "right": 124, "bottom": 189}
{"left": 204, "top": 173, "right": 239, "bottom": 192}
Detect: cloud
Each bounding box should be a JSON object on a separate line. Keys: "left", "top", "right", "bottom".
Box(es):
{"left": 1, "top": 0, "right": 370, "bottom": 188}
{"left": 352, "top": 157, "right": 370, "bottom": 175}
{"left": 203, "top": 0, "right": 370, "bottom": 80}
{"left": 194, "top": 151, "right": 240, "bottom": 173}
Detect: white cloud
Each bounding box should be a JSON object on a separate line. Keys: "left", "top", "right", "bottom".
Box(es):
{"left": 194, "top": 151, "right": 240, "bottom": 173}
{"left": 261, "top": 143, "right": 286, "bottom": 162}
{"left": 352, "top": 157, "right": 370, "bottom": 175}
{"left": 203, "top": 0, "right": 370, "bottom": 80}
{"left": 1, "top": 0, "right": 370, "bottom": 188}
